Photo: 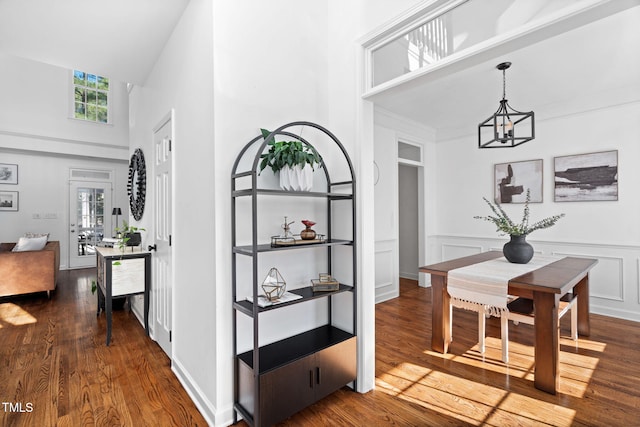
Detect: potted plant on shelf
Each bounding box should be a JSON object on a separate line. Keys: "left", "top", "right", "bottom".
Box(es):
{"left": 258, "top": 128, "right": 321, "bottom": 191}
{"left": 114, "top": 220, "right": 145, "bottom": 253}
{"left": 475, "top": 189, "right": 565, "bottom": 264}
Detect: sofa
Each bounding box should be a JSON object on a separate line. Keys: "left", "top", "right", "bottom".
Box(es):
{"left": 0, "top": 240, "right": 60, "bottom": 298}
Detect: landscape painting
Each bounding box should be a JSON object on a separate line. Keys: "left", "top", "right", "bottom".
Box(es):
{"left": 494, "top": 159, "right": 543, "bottom": 204}
{"left": 554, "top": 150, "right": 618, "bottom": 202}
{"left": 0, "top": 191, "right": 18, "bottom": 211}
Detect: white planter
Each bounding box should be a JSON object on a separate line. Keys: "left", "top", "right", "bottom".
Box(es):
{"left": 279, "top": 164, "right": 313, "bottom": 191}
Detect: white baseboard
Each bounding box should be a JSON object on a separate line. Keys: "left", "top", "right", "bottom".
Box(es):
{"left": 172, "top": 357, "right": 217, "bottom": 426}
{"left": 375, "top": 288, "right": 399, "bottom": 304}
{"left": 399, "top": 271, "right": 419, "bottom": 281}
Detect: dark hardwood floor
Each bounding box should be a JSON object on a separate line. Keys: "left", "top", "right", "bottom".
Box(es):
{"left": 2, "top": 272, "right": 639, "bottom": 426}
{"left": 0, "top": 268, "right": 207, "bottom": 427}
{"left": 266, "top": 278, "right": 640, "bottom": 426}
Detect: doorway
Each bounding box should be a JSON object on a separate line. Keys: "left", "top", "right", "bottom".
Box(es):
{"left": 151, "top": 111, "right": 174, "bottom": 357}
{"left": 398, "top": 164, "right": 419, "bottom": 283}
{"left": 69, "top": 181, "right": 112, "bottom": 268}
{"left": 397, "top": 140, "right": 425, "bottom": 292}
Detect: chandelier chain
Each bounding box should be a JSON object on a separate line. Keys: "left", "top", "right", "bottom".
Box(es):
{"left": 502, "top": 68, "right": 507, "bottom": 100}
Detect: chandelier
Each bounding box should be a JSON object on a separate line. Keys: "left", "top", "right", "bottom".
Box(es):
{"left": 478, "top": 62, "right": 534, "bottom": 148}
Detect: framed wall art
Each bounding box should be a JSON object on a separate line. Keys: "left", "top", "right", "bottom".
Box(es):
{"left": 554, "top": 150, "right": 618, "bottom": 202}
{"left": 494, "top": 159, "right": 543, "bottom": 204}
{"left": 0, "top": 191, "right": 18, "bottom": 211}
{"left": 0, "top": 163, "right": 18, "bottom": 184}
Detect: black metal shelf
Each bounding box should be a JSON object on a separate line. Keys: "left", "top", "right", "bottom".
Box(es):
{"left": 232, "top": 188, "right": 353, "bottom": 200}
{"left": 237, "top": 325, "right": 354, "bottom": 373}
{"left": 231, "top": 121, "right": 357, "bottom": 426}
{"left": 234, "top": 284, "right": 353, "bottom": 317}
{"left": 233, "top": 239, "right": 352, "bottom": 256}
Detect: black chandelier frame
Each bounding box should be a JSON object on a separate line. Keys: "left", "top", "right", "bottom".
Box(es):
{"left": 478, "top": 62, "right": 535, "bottom": 148}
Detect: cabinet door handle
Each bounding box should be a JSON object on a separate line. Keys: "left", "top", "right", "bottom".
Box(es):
{"left": 309, "top": 370, "right": 314, "bottom": 388}
{"left": 316, "top": 367, "right": 321, "bottom": 385}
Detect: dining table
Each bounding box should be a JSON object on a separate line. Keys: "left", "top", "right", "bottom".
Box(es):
{"left": 419, "top": 250, "right": 598, "bottom": 394}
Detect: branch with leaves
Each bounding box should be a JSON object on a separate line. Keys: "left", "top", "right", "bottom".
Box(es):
{"left": 474, "top": 189, "right": 565, "bottom": 236}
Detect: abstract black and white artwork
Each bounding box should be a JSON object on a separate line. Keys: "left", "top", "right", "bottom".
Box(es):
{"left": 0, "top": 163, "right": 18, "bottom": 184}
{"left": 554, "top": 150, "right": 618, "bottom": 202}
{"left": 494, "top": 159, "right": 543, "bottom": 204}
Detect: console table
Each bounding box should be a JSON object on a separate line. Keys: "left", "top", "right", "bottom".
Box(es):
{"left": 420, "top": 251, "right": 597, "bottom": 394}
{"left": 96, "top": 246, "right": 151, "bottom": 346}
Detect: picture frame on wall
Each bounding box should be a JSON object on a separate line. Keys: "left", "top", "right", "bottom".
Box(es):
{"left": 0, "top": 163, "right": 18, "bottom": 184}
{"left": 554, "top": 150, "right": 618, "bottom": 202}
{"left": 494, "top": 159, "right": 543, "bottom": 204}
{"left": 0, "top": 191, "right": 18, "bottom": 211}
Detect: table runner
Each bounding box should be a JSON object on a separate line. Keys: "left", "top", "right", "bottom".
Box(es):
{"left": 448, "top": 254, "right": 564, "bottom": 316}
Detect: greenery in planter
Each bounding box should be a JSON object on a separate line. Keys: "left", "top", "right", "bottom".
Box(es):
{"left": 258, "top": 128, "right": 321, "bottom": 174}
{"left": 113, "top": 219, "right": 145, "bottom": 256}
{"left": 475, "top": 189, "right": 565, "bottom": 236}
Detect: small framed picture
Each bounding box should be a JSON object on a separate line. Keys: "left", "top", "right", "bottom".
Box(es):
{"left": 0, "top": 191, "right": 18, "bottom": 211}
{"left": 0, "top": 163, "right": 18, "bottom": 185}
{"left": 494, "top": 159, "right": 543, "bottom": 203}
{"left": 554, "top": 150, "right": 618, "bottom": 202}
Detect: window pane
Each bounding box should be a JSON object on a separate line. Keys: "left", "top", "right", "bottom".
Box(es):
{"left": 97, "top": 76, "right": 109, "bottom": 91}
{"left": 75, "top": 102, "right": 86, "bottom": 118}
{"left": 97, "top": 91, "right": 107, "bottom": 106}
{"left": 73, "top": 70, "right": 109, "bottom": 124}
{"left": 87, "top": 74, "right": 97, "bottom": 88}
{"left": 73, "top": 70, "right": 85, "bottom": 86}
{"left": 97, "top": 107, "right": 108, "bottom": 123}
{"left": 87, "top": 90, "right": 97, "bottom": 104}
{"left": 87, "top": 104, "right": 97, "bottom": 121}
{"left": 74, "top": 87, "right": 85, "bottom": 102}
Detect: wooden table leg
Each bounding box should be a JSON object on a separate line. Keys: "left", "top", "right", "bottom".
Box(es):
{"left": 533, "top": 291, "right": 559, "bottom": 394}
{"left": 430, "top": 275, "right": 451, "bottom": 353}
{"left": 573, "top": 274, "right": 590, "bottom": 336}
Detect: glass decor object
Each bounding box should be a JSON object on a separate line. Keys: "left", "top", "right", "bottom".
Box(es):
{"left": 261, "top": 267, "right": 286, "bottom": 301}
{"left": 300, "top": 220, "right": 316, "bottom": 240}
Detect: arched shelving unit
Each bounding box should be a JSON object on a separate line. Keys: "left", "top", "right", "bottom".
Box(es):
{"left": 231, "top": 121, "right": 357, "bottom": 426}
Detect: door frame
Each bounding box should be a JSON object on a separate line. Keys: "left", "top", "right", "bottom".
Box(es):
{"left": 150, "top": 110, "right": 175, "bottom": 358}
{"left": 68, "top": 172, "right": 114, "bottom": 269}
{"left": 396, "top": 138, "right": 426, "bottom": 288}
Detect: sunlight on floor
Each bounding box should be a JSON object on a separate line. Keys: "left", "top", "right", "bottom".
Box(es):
{"left": 377, "top": 361, "right": 579, "bottom": 426}
{"left": 0, "top": 302, "right": 38, "bottom": 326}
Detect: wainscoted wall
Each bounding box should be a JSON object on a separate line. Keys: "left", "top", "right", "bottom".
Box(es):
{"left": 425, "top": 235, "right": 640, "bottom": 322}
{"left": 375, "top": 239, "right": 398, "bottom": 303}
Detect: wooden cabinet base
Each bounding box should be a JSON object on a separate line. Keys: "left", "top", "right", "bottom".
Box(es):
{"left": 237, "top": 326, "right": 356, "bottom": 426}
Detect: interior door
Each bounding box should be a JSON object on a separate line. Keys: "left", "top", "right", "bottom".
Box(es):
{"left": 69, "top": 181, "right": 111, "bottom": 268}
{"left": 152, "top": 113, "right": 173, "bottom": 356}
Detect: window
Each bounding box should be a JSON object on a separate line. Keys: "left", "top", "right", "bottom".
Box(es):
{"left": 73, "top": 70, "right": 109, "bottom": 123}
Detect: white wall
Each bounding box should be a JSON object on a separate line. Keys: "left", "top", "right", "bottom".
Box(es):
{"left": 373, "top": 108, "right": 436, "bottom": 302}
{"left": 429, "top": 101, "right": 640, "bottom": 321}
{"left": 0, "top": 54, "right": 129, "bottom": 160}
{"left": 0, "top": 55, "right": 129, "bottom": 268}
{"left": 213, "top": 2, "right": 334, "bottom": 424}
{"left": 128, "top": 0, "right": 216, "bottom": 422}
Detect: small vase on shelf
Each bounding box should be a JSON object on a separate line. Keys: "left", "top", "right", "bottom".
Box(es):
{"left": 300, "top": 220, "right": 316, "bottom": 240}
{"left": 503, "top": 234, "right": 534, "bottom": 264}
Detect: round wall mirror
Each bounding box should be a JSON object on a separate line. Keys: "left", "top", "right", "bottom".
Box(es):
{"left": 128, "top": 148, "right": 146, "bottom": 220}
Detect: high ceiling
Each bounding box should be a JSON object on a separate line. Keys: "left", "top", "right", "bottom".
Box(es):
{"left": 0, "top": 0, "right": 190, "bottom": 85}
{"left": 0, "top": 0, "right": 637, "bottom": 141}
